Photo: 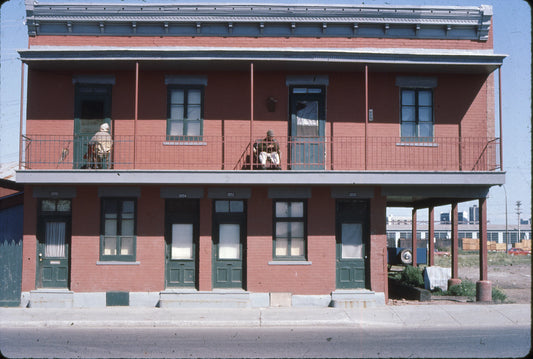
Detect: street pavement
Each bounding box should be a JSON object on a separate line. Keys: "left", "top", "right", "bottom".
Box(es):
{"left": 0, "top": 303, "right": 530, "bottom": 329}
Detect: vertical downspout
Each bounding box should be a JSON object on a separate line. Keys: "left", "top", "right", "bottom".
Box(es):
{"left": 250, "top": 62, "right": 254, "bottom": 170}
{"left": 364, "top": 65, "right": 368, "bottom": 170}
{"left": 18, "top": 63, "right": 25, "bottom": 170}
{"left": 498, "top": 66, "right": 503, "bottom": 170}
{"left": 134, "top": 61, "right": 139, "bottom": 169}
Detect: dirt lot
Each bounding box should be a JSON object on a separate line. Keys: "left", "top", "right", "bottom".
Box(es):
{"left": 390, "top": 252, "right": 531, "bottom": 305}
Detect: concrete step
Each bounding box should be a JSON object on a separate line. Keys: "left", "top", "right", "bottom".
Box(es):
{"left": 29, "top": 289, "right": 74, "bottom": 308}
{"left": 159, "top": 289, "right": 253, "bottom": 308}
{"left": 330, "top": 289, "right": 385, "bottom": 308}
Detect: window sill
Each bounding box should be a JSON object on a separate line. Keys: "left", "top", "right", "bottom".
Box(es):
{"left": 96, "top": 261, "right": 140, "bottom": 265}
{"left": 396, "top": 142, "right": 438, "bottom": 147}
{"left": 268, "top": 261, "right": 312, "bottom": 265}
{"left": 163, "top": 141, "right": 206, "bottom": 146}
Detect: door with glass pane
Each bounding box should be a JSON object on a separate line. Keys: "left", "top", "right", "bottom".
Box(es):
{"left": 289, "top": 86, "right": 326, "bottom": 170}
{"left": 335, "top": 200, "right": 369, "bottom": 289}
{"left": 212, "top": 200, "right": 246, "bottom": 289}
{"left": 74, "top": 84, "right": 112, "bottom": 169}
{"left": 37, "top": 200, "right": 72, "bottom": 288}
{"left": 165, "top": 200, "right": 198, "bottom": 288}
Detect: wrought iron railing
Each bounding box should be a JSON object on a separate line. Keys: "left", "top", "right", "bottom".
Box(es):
{"left": 20, "top": 135, "right": 501, "bottom": 172}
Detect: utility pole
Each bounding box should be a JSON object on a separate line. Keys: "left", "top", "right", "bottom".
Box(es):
{"left": 516, "top": 201, "right": 522, "bottom": 245}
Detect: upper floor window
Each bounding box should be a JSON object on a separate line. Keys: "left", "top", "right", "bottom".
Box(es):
{"left": 167, "top": 86, "right": 204, "bottom": 141}
{"left": 100, "top": 198, "right": 136, "bottom": 262}
{"left": 400, "top": 89, "right": 433, "bottom": 141}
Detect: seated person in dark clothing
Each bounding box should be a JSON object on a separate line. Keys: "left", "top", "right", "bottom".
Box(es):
{"left": 254, "top": 129, "right": 280, "bottom": 169}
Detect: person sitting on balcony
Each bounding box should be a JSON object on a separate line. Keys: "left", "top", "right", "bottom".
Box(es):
{"left": 254, "top": 129, "right": 281, "bottom": 169}
{"left": 89, "top": 123, "right": 113, "bottom": 169}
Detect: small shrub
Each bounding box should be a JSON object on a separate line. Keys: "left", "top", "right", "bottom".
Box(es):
{"left": 447, "top": 280, "right": 508, "bottom": 303}
{"left": 447, "top": 280, "right": 476, "bottom": 299}
{"left": 401, "top": 265, "right": 425, "bottom": 288}
{"left": 492, "top": 287, "right": 508, "bottom": 303}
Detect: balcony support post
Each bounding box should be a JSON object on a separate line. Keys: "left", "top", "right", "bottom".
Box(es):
{"left": 364, "top": 65, "right": 369, "bottom": 170}
{"left": 428, "top": 206, "right": 435, "bottom": 266}
{"left": 448, "top": 202, "right": 462, "bottom": 288}
{"left": 134, "top": 61, "right": 139, "bottom": 169}
{"left": 498, "top": 66, "right": 503, "bottom": 170}
{"left": 476, "top": 197, "right": 492, "bottom": 301}
{"left": 411, "top": 208, "right": 417, "bottom": 267}
{"left": 19, "top": 63, "right": 25, "bottom": 170}
{"left": 250, "top": 62, "right": 254, "bottom": 170}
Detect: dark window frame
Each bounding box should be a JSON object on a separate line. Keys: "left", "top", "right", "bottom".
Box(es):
{"left": 100, "top": 198, "right": 137, "bottom": 262}
{"left": 166, "top": 85, "right": 205, "bottom": 141}
{"left": 400, "top": 88, "right": 434, "bottom": 142}
{"left": 272, "top": 199, "right": 307, "bottom": 261}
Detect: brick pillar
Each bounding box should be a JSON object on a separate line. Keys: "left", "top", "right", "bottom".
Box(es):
{"left": 448, "top": 202, "right": 462, "bottom": 288}
{"left": 477, "top": 198, "right": 492, "bottom": 301}
{"left": 198, "top": 197, "right": 212, "bottom": 291}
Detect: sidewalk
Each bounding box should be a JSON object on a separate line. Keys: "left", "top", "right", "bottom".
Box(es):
{"left": 0, "top": 304, "right": 530, "bottom": 329}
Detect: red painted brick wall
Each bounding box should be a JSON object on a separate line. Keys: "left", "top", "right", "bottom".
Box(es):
{"left": 70, "top": 186, "right": 164, "bottom": 292}
{"left": 246, "top": 187, "right": 336, "bottom": 295}
{"left": 29, "top": 34, "right": 493, "bottom": 51}
{"left": 369, "top": 188, "right": 388, "bottom": 296}
{"left": 21, "top": 187, "right": 37, "bottom": 292}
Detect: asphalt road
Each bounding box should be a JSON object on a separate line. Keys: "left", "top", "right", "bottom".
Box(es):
{"left": 1, "top": 325, "right": 530, "bottom": 358}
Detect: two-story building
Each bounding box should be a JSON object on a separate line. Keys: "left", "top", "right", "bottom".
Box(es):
{"left": 16, "top": 1, "right": 505, "bottom": 307}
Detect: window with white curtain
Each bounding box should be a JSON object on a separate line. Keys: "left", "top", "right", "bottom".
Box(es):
{"left": 45, "top": 222, "right": 66, "bottom": 258}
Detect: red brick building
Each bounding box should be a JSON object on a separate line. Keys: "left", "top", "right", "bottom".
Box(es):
{"left": 16, "top": 2, "right": 505, "bottom": 307}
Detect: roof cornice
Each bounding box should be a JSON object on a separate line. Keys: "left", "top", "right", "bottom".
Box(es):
{"left": 24, "top": 2, "right": 493, "bottom": 41}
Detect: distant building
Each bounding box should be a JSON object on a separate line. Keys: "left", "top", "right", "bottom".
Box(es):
{"left": 469, "top": 205, "right": 479, "bottom": 224}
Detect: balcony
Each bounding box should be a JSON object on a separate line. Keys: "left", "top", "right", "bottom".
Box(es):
{"left": 20, "top": 135, "right": 500, "bottom": 172}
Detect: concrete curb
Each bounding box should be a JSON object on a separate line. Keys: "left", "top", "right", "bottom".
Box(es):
{"left": 0, "top": 304, "right": 530, "bottom": 329}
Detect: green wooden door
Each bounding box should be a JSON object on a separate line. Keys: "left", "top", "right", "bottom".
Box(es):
{"left": 212, "top": 200, "right": 246, "bottom": 289}
{"left": 74, "top": 84, "right": 112, "bottom": 169}
{"left": 37, "top": 218, "right": 71, "bottom": 288}
{"left": 336, "top": 200, "right": 369, "bottom": 289}
{"left": 165, "top": 200, "right": 198, "bottom": 288}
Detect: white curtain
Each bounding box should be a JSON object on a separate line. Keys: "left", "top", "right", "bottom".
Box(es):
{"left": 45, "top": 222, "right": 66, "bottom": 258}
{"left": 172, "top": 224, "right": 193, "bottom": 259}
{"left": 341, "top": 223, "right": 363, "bottom": 259}
{"left": 219, "top": 224, "right": 240, "bottom": 259}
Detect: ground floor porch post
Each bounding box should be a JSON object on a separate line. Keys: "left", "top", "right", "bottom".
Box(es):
{"left": 477, "top": 197, "right": 492, "bottom": 301}
{"left": 448, "top": 202, "right": 461, "bottom": 288}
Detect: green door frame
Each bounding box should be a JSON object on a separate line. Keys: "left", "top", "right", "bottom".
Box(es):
{"left": 73, "top": 84, "right": 112, "bottom": 169}
{"left": 165, "top": 199, "right": 199, "bottom": 288}
{"left": 289, "top": 86, "right": 326, "bottom": 170}
{"left": 212, "top": 200, "right": 247, "bottom": 289}
{"left": 36, "top": 201, "right": 72, "bottom": 289}
{"left": 335, "top": 199, "right": 370, "bottom": 289}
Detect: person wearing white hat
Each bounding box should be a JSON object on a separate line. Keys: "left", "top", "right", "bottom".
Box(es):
{"left": 89, "top": 123, "right": 113, "bottom": 168}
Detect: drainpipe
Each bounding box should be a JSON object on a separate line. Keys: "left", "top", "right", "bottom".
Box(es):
{"left": 250, "top": 62, "right": 254, "bottom": 170}
{"left": 134, "top": 61, "right": 139, "bottom": 169}
{"left": 19, "top": 63, "right": 25, "bottom": 170}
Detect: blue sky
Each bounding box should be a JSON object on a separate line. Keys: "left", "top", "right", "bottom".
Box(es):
{"left": 1, "top": 0, "right": 530, "bottom": 224}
